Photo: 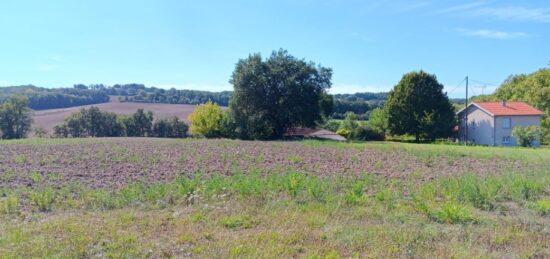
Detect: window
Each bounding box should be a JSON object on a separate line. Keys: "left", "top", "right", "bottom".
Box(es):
{"left": 502, "top": 136, "right": 511, "bottom": 144}
{"left": 502, "top": 118, "right": 511, "bottom": 129}
{"left": 471, "top": 120, "right": 476, "bottom": 130}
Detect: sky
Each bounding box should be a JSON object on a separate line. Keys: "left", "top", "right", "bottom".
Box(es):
{"left": 0, "top": 0, "right": 548, "bottom": 97}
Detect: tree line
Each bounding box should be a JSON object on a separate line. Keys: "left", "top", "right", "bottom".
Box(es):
{"left": 53, "top": 107, "right": 188, "bottom": 138}
{"left": 0, "top": 85, "right": 109, "bottom": 110}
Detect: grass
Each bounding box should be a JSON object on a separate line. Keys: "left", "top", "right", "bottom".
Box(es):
{"left": 0, "top": 139, "right": 549, "bottom": 257}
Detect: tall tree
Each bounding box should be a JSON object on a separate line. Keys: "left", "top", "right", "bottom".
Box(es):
{"left": 132, "top": 109, "right": 154, "bottom": 137}
{"left": 385, "top": 71, "right": 454, "bottom": 142}
{"left": 229, "top": 49, "right": 332, "bottom": 140}
{"left": 0, "top": 96, "right": 33, "bottom": 139}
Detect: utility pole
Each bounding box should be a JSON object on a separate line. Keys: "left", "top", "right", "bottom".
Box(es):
{"left": 465, "top": 76, "right": 469, "bottom": 142}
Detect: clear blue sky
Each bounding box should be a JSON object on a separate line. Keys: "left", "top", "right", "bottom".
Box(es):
{"left": 1, "top": 0, "right": 548, "bottom": 97}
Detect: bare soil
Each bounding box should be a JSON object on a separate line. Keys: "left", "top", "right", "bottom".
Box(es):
{"left": 0, "top": 138, "right": 532, "bottom": 190}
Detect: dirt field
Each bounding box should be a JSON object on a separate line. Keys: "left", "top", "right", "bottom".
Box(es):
{"left": 0, "top": 138, "right": 535, "bottom": 190}
{"left": 31, "top": 97, "right": 199, "bottom": 136}
{"left": 1, "top": 139, "right": 549, "bottom": 257}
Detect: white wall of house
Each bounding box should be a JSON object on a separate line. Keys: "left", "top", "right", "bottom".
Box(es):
{"left": 494, "top": 115, "right": 542, "bottom": 146}
{"left": 459, "top": 106, "right": 495, "bottom": 145}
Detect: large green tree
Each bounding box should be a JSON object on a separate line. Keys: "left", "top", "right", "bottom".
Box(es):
{"left": 229, "top": 49, "right": 333, "bottom": 140}
{"left": 0, "top": 96, "right": 33, "bottom": 139}
{"left": 385, "top": 71, "right": 454, "bottom": 142}
{"left": 489, "top": 69, "right": 550, "bottom": 142}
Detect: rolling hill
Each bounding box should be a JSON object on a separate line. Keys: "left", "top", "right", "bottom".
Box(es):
{"left": 31, "top": 96, "right": 199, "bottom": 136}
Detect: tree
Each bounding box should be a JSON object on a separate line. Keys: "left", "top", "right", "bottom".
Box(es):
{"left": 132, "top": 109, "right": 153, "bottom": 137}
{"left": 385, "top": 71, "right": 455, "bottom": 142}
{"left": 153, "top": 117, "right": 188, "bottom": 138}
{"left": 0, "top": 96, "right": 33, "bottom": 139}
{"left": 490, "top": 69, "right": 550, "bottom": 143}
{"left": 367, "top": 108, "right": 388, "bottom": 135}
{"left": 187, "top": 101, "right": 225, "bottom": 138}
{"left": 512, "top": 126, "right": 542, "bottom": 147}
{"left": 229, "top": 49, "right": 332, "bottom": 140}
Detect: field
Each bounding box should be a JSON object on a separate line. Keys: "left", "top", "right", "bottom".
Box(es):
{"left": 0, "top": 138, "right": 549, "bottom": 258}
{"left": 31, "top": 97, "right": 199, "bottom": 135}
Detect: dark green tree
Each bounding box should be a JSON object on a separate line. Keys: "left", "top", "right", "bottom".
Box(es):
{"left": 229, "top": 49, "right": 333, "bottom": 140}
{"left": 385, "top": 71, "right": 455, "bottom": 142}
{"left": 152, "top": 117, "right": 188, "bottom": 138}
{"left": 132, "top": 109, "right": 154, "bottom": 137}
{"left": 0, "top": 96, "right": 33, "bottom": 139}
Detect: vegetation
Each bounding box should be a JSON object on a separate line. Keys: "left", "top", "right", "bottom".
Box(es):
{"left": 512, "top": 125, "right": 542, "bottom": 147}
{"left": 0, "top": 139, "right": 548, "bottom": 257}
{"left": 385, "top": 71, "right": 455, "bottom": 142}
{"left": 229, "top": 49, "right": 333, "bottom": 140}
{"left": 187, "top": 101, "right": 225, "bottom": 138}
{"left": 0, "top": 85, "right": 109, "bottom": 110}
{"left": 475, "top": 69, "right": 550, "bottom": 142}
{"left": 53, "top": 107, "right": 188, "bottom": 138}
{"left": 0, "top": 96, "right": 33, "bottom": 139}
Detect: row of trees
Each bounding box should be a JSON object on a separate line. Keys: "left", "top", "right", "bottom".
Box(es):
{"left": 54, "top": 107, "right": 188, "bottom": 138}
{"left": 0, "top": 85, "right": 109, "bottom": 110}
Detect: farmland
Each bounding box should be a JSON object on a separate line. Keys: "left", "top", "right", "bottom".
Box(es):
{"left": 31, "top": 97, "right": 199, "bottom": 136}
{"left": 1, "top": 139, "right": 549, "bottom": 257}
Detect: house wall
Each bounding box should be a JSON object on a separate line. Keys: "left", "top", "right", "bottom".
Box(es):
{"left": 494, "top": 115, "right": 542, "bottom": 146}
{"left": 459, "top": 106, "right": 495, "bottom": 145}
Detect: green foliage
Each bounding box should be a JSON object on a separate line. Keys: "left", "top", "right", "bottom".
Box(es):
{"left": 152, "top": 117, "right": 188, "bottom": 138}
{"left": 0, "top": 85, "right": 109, "bottom": 110}
{"left": 486, "top": 69, "right": 550, "bottom": 142}
{"left": 0, "top": 195, "right": 20, "bottom": 214}
{"left": 336, "top": 129, "right": 351, "bottom": 139}
{"left": 428, "top": 202, "right": 475, "bottom": 224}
{"left": 229, "top": 49, "right": 333, "bottom": 140}
{"left": 512, "top": 125, "right": 542, "bottom": 147}
{"left": 187, "top": 101, "right": 225, "bottom": 138}
{"left": 283, "top": 172, "right": 304, "bottom": 198}
{"left": 367, "top": 108, "right": 388, "bottom": 135}
{"left": 54, "top": 107, "right": 124, "bottom": 137}
{"left": 30, "top": 188, "right": 56, "bottom": 212}
{"left": 338, "top": 112, "right": 384, "bottom": 141}
{"left": 220, "top": 215, "right": 258, "bottom": 229}
{"left": 0, "top": 96, "right": 33, "bottom": 139}
{"left": 385, "top": 71, "right": 455, "bottom": 142}
{"left": 533, "top": 199, "right": 550, "bottom": 216}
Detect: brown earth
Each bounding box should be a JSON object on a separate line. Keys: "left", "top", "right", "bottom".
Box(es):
{"left": 0, "top": 138, "right": 533, "bottom": 190}
{"left": 31, "top": 97, "right": 199, "bottom": 136}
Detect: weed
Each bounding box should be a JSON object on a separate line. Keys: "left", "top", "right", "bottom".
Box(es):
{"left": 533, "top": 199, "right": 550, "bottom": 216}
{"left": 428, "top": 202, "right": 475, "bottom": 224}
{"left": 30, "top": 171, "right": 42, "bottom": 184}
{"left": 220, "top": 215, "right": 258, "bottom": 229}
{"left": 30, "top": 188, "right": 56, "bottom": 212}
{"left": 0, "top": 195, "right": 20, "bottom": 214}
{"left": 284, "top": 173, "right": 304, "bottom": 199}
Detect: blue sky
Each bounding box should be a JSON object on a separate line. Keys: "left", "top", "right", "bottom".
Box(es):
{"left": 0, "top": 0, "right": 548, "bottom": 97}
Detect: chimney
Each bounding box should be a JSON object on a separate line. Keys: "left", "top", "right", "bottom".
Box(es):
{"left": 501, "top": 100, "right": 507, "bottom": 107}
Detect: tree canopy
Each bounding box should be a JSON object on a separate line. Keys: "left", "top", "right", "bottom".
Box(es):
{"left": 229, "top": 49, "right": 333, "bottom": 140}
{"left": 0, "top": 96, "right": 33, "bottom": 139}
{"left": 385, "top": 71, "right": 455, "bottom": 142}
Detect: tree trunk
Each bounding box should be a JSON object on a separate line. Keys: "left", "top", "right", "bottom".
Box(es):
{"left": 415, "top": 133, "right": 420, "bottom": 143}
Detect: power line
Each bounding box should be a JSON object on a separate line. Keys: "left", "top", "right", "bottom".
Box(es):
{"left": 469, "top": 79, "right": 499, "bottom": 87}
{"left": 447, "top": 77, "right": 466, "bottom": 95}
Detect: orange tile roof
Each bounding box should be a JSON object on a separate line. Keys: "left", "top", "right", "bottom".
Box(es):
{"left": 475, "top": 102, "right": 544, "bottom": 116}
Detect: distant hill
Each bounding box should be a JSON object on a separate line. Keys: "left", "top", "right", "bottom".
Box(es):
{"left": 31, "top": 97, "right": 200, "bottom": 136}
{"left": 0, "top": 85, "right": 109, "bottom": 110}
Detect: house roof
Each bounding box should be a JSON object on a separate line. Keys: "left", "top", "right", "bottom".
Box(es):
{"left": 457, "top": 101, "right": 545, "bottom": 116}
{"left": 284, "top": 128, "right": 347, "bottom": 141}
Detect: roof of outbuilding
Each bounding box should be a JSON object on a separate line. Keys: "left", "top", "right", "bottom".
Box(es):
{"left": 457, "top": 102, "right": 544, "bottom": 116}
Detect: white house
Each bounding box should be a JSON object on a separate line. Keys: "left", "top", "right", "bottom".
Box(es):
{"left": 456, "top": 101, "right": 545, "bottom": 146}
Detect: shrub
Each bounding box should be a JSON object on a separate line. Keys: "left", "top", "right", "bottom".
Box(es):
{"left": 336, "top": 129, "right": 351, "bottom": 139}
{"left": 187, "top": 101, "right": 225, "bottom": 138}
{"left": 512, "top": 126, "right": 542, "bottom": 147}
{"left": 30, "top": 188, "right": 56, "bottom": 212}
{"left": 351, "top": 124, "right": 385, "bottom": 141}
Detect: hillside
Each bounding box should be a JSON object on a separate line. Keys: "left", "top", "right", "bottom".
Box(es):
{"left": 31, "top": 96, "right": 199, "bottom": 136}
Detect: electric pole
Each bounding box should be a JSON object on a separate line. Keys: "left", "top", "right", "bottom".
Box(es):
{"left": 465, "top": 76, "right": 468, "bottom": 142}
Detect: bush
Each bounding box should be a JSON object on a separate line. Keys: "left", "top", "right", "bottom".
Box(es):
{"left": 512, "top": 125, "right": 542, "bottom": 147}
{"left": 351, "top": 124, "right": 385, "bottom": 141}
{"left": 187, "top": 101, "right": 225, "bottom": 138}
